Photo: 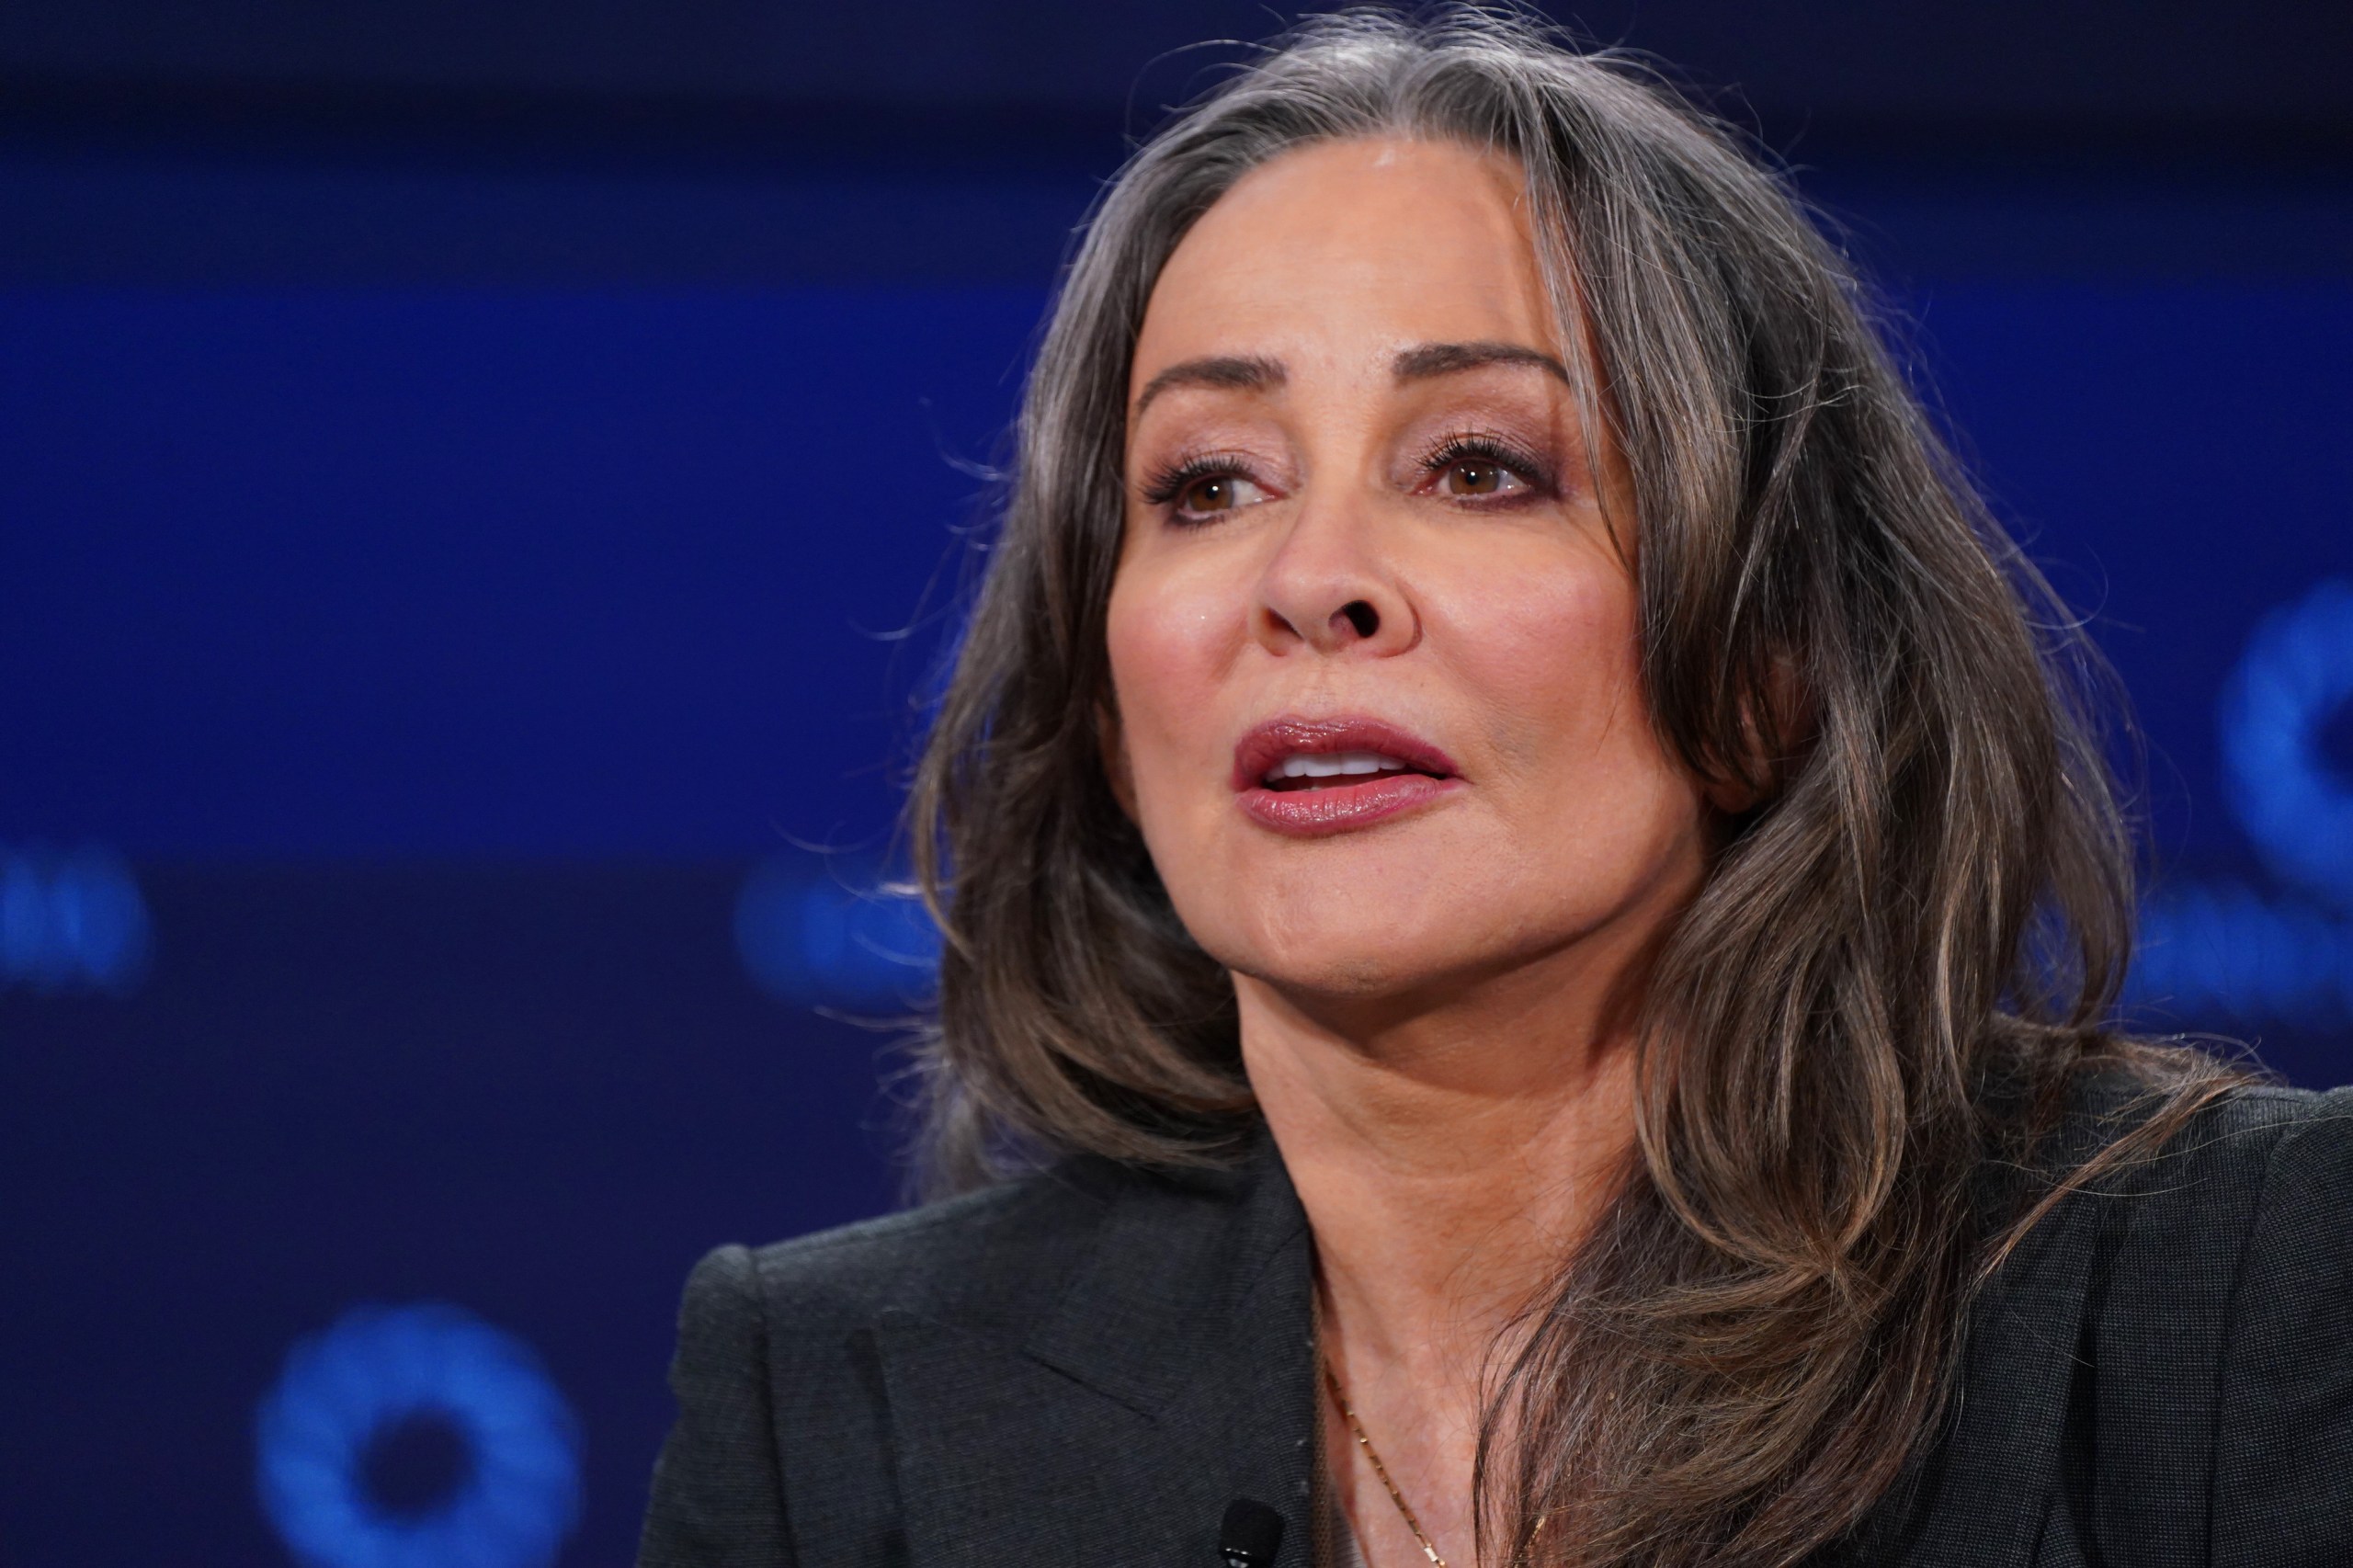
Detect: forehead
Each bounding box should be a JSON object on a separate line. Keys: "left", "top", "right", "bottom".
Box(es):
{"left": 1131, "top": 137, "right": 1558, "bottom": 394}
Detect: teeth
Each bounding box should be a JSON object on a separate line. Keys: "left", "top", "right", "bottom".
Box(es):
{"left": 1267, "top": 750, "right": 1412, "bottom": 782}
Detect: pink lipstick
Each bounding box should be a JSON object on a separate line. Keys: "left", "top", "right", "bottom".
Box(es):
{"left": 1231, "top": 716, "right": 1462, "bottom": 837}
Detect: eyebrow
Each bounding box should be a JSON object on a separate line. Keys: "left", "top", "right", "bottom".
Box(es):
{"left": 1392, "top": 340, "right": 1571, "bottom": 384}
{"left": 1129, "top": 339, "right": 1569, "bottom": 418}
{"left": 1131, "top": 354, "right": 1286, "bottom": 416}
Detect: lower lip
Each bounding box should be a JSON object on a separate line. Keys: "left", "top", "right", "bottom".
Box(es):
{"left": 1236, "top": 773, "right": 1460, "bottom": 836}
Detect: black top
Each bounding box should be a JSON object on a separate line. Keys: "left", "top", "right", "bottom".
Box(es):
{"left": 637, "top": 1081, "right": 2353, "bottom": 1567}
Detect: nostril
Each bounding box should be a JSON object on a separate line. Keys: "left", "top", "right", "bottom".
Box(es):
{"left": 1335, "top": 600, "right": 1380, "bottom": 639}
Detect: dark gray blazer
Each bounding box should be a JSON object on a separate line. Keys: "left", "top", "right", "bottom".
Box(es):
{"left": 638, "top": 1082, "right": 2353, "bottom": 1567}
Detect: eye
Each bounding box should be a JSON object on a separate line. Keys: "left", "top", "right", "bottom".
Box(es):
{"left": 1141, "top": 456, "right": 1275, "bottom": 524}
{"left": 1175, "top": 472, "right": 1267, "bottom": 517}
{"left": 1436, "top": 458, "right": 1525, "bottom": 498}
{"left": 1418, "top": 436, "right": 1551, "bottom": 505}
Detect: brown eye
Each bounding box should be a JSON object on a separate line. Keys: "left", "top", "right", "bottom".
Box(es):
{"left": 1442, "top": 460, "right": 1518, "bottom": 496}
{"left": 1181, "top": 474, "right": 1240, "bottom": 513}
{"left": 1162, "top": 470, "right": 1268, "bottom": 521}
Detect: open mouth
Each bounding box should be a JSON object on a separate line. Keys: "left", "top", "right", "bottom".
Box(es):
{"left": 1231, "top": 717, "right": 1461, "bottom": 835}
{"left": 1258, "top": 749, "right": 1445, "bottom": 791}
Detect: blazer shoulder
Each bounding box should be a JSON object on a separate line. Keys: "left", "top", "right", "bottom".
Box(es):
{"left": 2044, "top": 1077, "right": 2353, "bottom": 1277}
{"left": 2067, "top": 1079, "right": 2353, "bottom": 1563}
{"left": 2096, "top": 1078, "right": 2353, "bottom": 1207}
{"left": 2178, "top": 1078, "right": 2353, "bottom": 1145}
{"left": 720, "top": 1156, "right": 1155, "bottom": 1340}
{"left": 2208, "top": 1085, "right": 2353, "bottom": 1562}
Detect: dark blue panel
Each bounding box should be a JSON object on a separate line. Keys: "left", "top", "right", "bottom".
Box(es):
{"left": 0, "top": 147, "right": 1102, "bottom": 285}
{"left": 0, "top": 862, "right": 905, "bottom": 1566}
{"left": 4, "top": 0, "right": 2345, "bottom": 129}
{"left": 1911, "top": 284, "right": 2353, "bottom": 863}
{"left": 0, "top": 286, "right": 1041, "bottom": 855}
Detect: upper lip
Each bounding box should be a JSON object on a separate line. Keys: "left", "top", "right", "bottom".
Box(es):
{"left": 1230, "top": 715, "right": 1460, "bottom": 791}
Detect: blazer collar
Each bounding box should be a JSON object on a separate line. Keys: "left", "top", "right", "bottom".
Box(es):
{"left": 1023, "top": 1126, "right": 1313, "bottom": 1416}
{"left": 874, "top": 1124, "right": 1323, "bottom": 1566}
{"left": 1021, "top": 1125, "right": 1324, "bottom": 1563}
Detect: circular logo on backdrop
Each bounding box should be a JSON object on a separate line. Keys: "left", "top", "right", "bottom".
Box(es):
{"left": 733, "top": 858, "right": 940, "bottom": 1007}
{"left": 256, "top": 1302, "right": 580, "bottom": 1568}
{"left": 2220, "top": 578, "right": 2353, "bottom": 907}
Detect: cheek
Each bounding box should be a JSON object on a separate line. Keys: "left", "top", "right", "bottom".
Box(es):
{"left": 1105, "top": 559, "right": 1238, "bottom": 810}
{"left": 1455, "top": 557, "right": 1632, "bottom": 722}
{"left": 1436, "top": 547, "right": 1686, "bottom": 819}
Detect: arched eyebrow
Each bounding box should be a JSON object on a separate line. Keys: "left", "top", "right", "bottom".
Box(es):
{"left": 1131, "top": 354, "right": 1286, "bottom": 417}
{"left": 1130, "top": 341, "right": 1566, "bottom": 418}
{"left": 1392, "top": 340, "right": 1570, "bottom": 384}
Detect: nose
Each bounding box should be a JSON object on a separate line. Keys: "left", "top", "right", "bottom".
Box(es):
{"left": 1252, "top": 499, "right": 1416, "bottom": 658}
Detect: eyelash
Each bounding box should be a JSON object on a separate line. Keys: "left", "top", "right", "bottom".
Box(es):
{"left": 1139, "top": 432, "right": 1557, "bottom": 523}
{"left": 1138, "top": 450, "right": 1254, "bottom": 510}
{"left": 1419, "top": 431, "right": 1556, "bottom": 500}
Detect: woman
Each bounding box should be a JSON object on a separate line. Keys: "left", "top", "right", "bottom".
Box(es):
{"left": 641, "top": 12, "right": 2351, "bottom": 1566}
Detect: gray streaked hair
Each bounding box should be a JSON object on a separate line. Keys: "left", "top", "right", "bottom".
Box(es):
{"left": 905, "top": 8, "right": 2233, "bottom": 1564}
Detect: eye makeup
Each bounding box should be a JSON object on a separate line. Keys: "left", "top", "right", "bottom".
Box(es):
{"left": 1137, "top": 449, "right": 1263, "bottom": 509}
{"left": 1413, "top": 428, "right": 1560, "bottom": 502}
{"left": 1128, "top": 399, "right": 1580, "bottom": 525}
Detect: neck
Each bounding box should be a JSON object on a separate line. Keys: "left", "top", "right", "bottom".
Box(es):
{"left": 1242, "top": 938, "right": 1647, "bottom": 1564}
{"left": 1232, "top": 830, "right": 1700, "bottom": 1563}
{"left": 1240, "top": 936, "right": 1643, "bottom": 1381}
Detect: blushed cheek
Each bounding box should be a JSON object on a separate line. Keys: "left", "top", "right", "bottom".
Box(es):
{"left": 1483, "top": 569, "right": 1709, "bottom": 876}
{"left": 1106, "top": 569, "right": 1233, "bottom": 834}
{"left": 1444, "top": 562, "right": 1645, "bottom": 772}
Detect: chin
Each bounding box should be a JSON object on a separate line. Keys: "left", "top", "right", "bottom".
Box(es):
{"left": 1203, "top": 900, "right": 1501, "bottom": 1003}
{"left": 1245, "top": 949, "right": 1410, "bottom": 1000}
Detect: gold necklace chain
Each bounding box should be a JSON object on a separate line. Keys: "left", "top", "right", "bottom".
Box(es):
{"left": 1323, "top": 1358, "right": 1449, "bottom": 1568}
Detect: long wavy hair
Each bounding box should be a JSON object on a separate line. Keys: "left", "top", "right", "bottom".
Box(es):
{"left": 906, "top": 9, "right": 2230, "bottom": 1564}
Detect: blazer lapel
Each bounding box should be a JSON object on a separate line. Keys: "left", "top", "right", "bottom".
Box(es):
{"left": 1872, "top": 1191, "right": 2102, "bottom": 1565}
{"left": 881, "top": 1132, "right": 1320, "bottom": 1567}
{"left": 1836, "top": 1097, "right": 2120, "bottom": 1568}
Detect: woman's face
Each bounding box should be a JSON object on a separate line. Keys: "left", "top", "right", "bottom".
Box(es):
{"left": 1106, "top": 137, "right": 1714, "bottom": 1012}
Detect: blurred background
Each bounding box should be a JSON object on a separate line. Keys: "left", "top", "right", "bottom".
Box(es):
{"left": 3, "top": 2, "right": 2350, "bottom": 1562}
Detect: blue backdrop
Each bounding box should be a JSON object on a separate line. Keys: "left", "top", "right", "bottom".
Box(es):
{"left": 4, "top": 4, "right": 2351, "bottom": 1564}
